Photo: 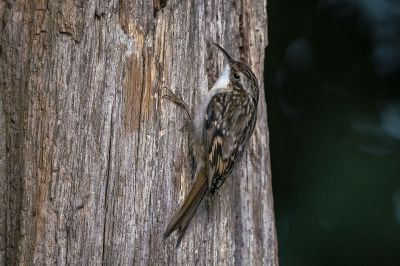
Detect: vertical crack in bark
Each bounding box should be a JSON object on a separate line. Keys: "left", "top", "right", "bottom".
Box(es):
{"left": 131, "top": 53, "right": 146, "bottom": 260}
{"left": 101, "top": 96, "right": 115, "bottom": 265}
{"left": 153, "top": 0, "right": 168, "bottom": 16}
{"left": 238, "top": 0, "right": 250, "bottom": 64}
{"left": 147, "top": 189, "right": 153, "bottom": 262}
{"left": 133, "top": 57, "right": 145, "bottom": 190}
{"left": 233, "top": 160, "right": 244, "bottom": 265}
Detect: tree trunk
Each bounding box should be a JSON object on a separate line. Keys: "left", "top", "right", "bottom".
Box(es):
{"left": 0, "top": 0, "right": 277, "bottom": 265}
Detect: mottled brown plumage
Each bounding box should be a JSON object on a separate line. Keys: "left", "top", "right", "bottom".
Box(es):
{"left": 163, "top": 43, "right": 259, "bottom": 247}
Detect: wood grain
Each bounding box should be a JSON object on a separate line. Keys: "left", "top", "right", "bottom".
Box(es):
{"left": 0, "top": 0, "right": 277, "bottom": 265}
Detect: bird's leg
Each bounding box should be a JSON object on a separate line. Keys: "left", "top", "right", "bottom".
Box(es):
{"left": 162, "top": 86, "right": 195, "bottom": 180}
{"left": 161, "top": 86, "right": 193, "bottom": 121}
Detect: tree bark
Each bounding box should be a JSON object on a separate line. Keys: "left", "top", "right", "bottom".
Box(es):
{"left": 0, "top": 0, "right": 277, "bottom": 265}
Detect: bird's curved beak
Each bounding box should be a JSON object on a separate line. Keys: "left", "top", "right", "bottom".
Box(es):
{"left": 212, "top": 42, "right": 234, "bottom": 64}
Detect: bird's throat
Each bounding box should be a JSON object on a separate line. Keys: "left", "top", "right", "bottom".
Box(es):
{"left": 212, "top": 65, "right": 230, "bottom": 90}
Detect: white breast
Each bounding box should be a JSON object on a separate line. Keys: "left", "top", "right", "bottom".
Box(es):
{"left": 193, "top": 65, "right": 231, "bottom": 138}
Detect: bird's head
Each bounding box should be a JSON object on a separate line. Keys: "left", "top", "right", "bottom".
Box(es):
{"left": 213, "top": 42, "right": 259, "bottom": 99}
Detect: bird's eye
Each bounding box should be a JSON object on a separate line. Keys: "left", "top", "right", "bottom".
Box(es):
{"left": 233, "top": 73, "right": 240, "bottom": 80}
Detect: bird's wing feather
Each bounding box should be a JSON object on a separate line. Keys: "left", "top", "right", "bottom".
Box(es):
{"left": 204, "top": 92, "right": 237, "bottom": 192}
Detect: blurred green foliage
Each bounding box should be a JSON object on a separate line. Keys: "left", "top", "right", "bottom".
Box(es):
{"left": 266, "top": 0, "right": 400, "bottom": 265}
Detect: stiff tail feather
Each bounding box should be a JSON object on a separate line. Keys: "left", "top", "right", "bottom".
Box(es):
{"left": 163, "top": 170, "right": 208, "bottom": 247}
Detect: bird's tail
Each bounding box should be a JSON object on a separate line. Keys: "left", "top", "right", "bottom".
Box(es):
{"left": 163, "top": 169, "right": 208, "bottom": 247}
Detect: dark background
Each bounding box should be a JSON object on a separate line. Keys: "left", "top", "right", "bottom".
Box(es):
{"left": 266, "top": 0, "right": 400, "bottom": 265}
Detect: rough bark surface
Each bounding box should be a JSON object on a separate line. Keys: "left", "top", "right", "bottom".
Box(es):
{"left": 0, "top": 0, "right": 277, "bottom": 265}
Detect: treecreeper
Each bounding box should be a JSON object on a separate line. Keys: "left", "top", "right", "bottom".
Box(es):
{"left": 163, "top": 43, "right": 260, "bottom": 247}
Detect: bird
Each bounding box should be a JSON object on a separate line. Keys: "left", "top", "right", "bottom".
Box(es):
{"left": 163, "top": 43, "right": 260, "bottom": 247}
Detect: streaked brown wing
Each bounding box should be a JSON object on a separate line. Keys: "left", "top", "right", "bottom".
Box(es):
{"left": 204, "top": 93, "right": 239, "bottom": 193}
